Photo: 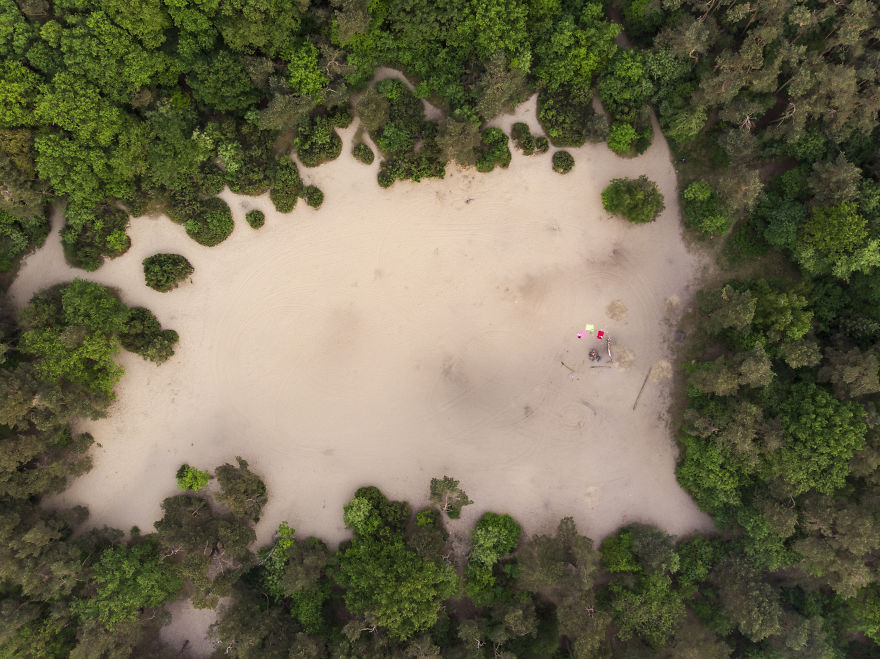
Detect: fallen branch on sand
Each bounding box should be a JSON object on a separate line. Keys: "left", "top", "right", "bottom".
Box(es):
{"left": 632, "top": 368, "right": 652, "bottom": 410}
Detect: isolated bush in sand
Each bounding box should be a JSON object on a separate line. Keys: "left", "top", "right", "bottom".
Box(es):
{"left": 143, "top": 254, "right": 193, "bottom": 292}
{"left": 602, "top": 175, "right": 665, "bottom": 224}
{"left": 245, "top": 209, "right": 265, "bottom": 229}
{"left": 552, "top": 150, "right": 575, "bottom": 174}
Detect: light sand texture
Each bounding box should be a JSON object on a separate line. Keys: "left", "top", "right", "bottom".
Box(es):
{"left": 10, "top": 95, "right": 711, "bottom": 654}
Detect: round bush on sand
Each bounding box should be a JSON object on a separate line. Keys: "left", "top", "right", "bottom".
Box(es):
{"left": 143, "top": 253, "right": 193, "bottom": 292}
{"left": 601, "top": 175, "right": 665, "bottom": 224}
{"left": 245, "top": 210, "right": 265, "bottom": 229}
{"left": 552, "top": 150, "right": 574, "bottom": 174}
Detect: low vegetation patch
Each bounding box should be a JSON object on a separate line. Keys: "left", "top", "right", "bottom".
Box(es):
{"left": 182, "top": 197, "right": 234, "bottom": 246}
{"left": 245, "top": 209, "right": 265, "bottom": 229}
{"left": 601, "top": 175, "right": 665, "bottom": 223}
{"left": 552, "top": 150, "right": 574, "bottom": 174}
{"left": 142, "top": 253, "right": 193, "bottom": 292}
{"left": 303, "top": 185, "right": 324, "bottom": 209}
{"left": 352, "top": 142, "right": 374, "bottom": 165}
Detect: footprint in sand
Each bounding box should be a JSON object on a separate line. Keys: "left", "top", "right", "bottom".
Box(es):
{"left": 606, "top": 299, "right": 628, "bottom": 321}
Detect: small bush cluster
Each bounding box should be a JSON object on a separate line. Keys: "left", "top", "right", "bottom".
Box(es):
{"left": 360, "top": 79, "right": 447, "bottom": 188}
{"left": 0, "top": 209, "right": 49, "bottom": 272}
{"left": 119, "top": 307, "right": 179, "bottom": 363}
{"left": 535, "top": 136, "right": 550, "bottom": 153}
{"left": 476, "top": 127, "right": 511, "bottom": 173}
{"left": 269, "top": 157, "right": 304, "bottom": 213}
{"left": 245, "top": 209, "right": 265, "bottom": 229}
{"left": 180, "top": 197, "right": 234, "bottom": 246}
{"left": 304, "top": 185, "right": 324, "bottom": 208}
{"left": 142, "top": 253, "right": 193, "bottom": 292}
{"left": 511, "top": 122, "right": 536, "bottom": 155}
{"left": 552, "top": 150, "right": 575, "bottom": 174}
{"left": 537, "top": 90, "right": 609, "bottom": 147}
{"left": 61, "top": 204, "right": 131, "bottom": 271}
{"left": 682, "top": 180, "right": 731, "bottom": 235}
{"left": 601, "top": 175, "right": 665, "bottom": 224}
{"left": 295, "top": 113, "right": 343, "bottom": 167}
{"left": 352, "top": 142, "right": 374, "bottom": 164}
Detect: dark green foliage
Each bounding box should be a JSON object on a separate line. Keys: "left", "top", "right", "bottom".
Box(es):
{"left": 245, "top": 209, "right": 264, "bottom": 229}
{"left": 118, "top": 307, "right": 179, "bottom": 364}
{"left": 269, "top": 157, "right": 303, "bottom": 213}
{"left": 598, "top": 50, "right": 654, "bottom": 154}
{"left": 183, "top": 197, "right": 234, "bottom": 247}
{"left": 60, "top": 203, "right": 131, "bottom": 271}
{"left": 511, "top": 122, "right": 535, "bottom": 155}
{"left": 551, "top": 150, "right": 574, "bottom": 174}
{"left": 72, "top": 541, "right": 182, "bottom": 629}
{"left": 537, "top": 89, "right": 608, "bottom": 148}
{"left": 303, "top": 185, "right": 323, "bottom": 209}
{"left": 682, "top": 180, "right": 731, "bottom": 236}
{"left": 142, "top": 253, "right": 193, "bottom": 292}
{"left": 352, "top": 142, "right": 374, "bottom": 165}
{"left": 214, "top": 456, "right": 268, "bottom": 523}
{"left": 602, "top": 175, "right": 665, "bottom": 224}
{"left": 535, "top": 136, "right": 549, "bottom": 153}
{"left": 295, "top": 113, "right": 342, "bottom": 167}
{"left": 187, "top": 51, "right": 258, "bottom": 113}
{"left": 0, "top": 207, "right": 48, "bottom": 271}
{"left": 476, "top": 127, "right": 511, "bottom": 173}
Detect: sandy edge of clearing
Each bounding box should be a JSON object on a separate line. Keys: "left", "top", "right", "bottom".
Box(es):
{"left": 11, "top": 91, "right": 713, "bottom": 657}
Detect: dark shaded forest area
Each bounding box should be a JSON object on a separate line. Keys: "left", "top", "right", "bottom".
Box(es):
{"left": 3, "top": 0, "right": 880, "bottom": 656}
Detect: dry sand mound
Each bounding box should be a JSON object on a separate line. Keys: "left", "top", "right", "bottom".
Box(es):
{"left": 10, "top": 94, "right": 711, "bottom": 655}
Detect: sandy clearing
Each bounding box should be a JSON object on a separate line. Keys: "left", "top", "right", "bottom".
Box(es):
{"left": 10, "top": 94, "right": 712, "bottom": 654}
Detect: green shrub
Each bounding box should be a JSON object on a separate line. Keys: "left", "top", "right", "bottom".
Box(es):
{"left": 682, "top": 180, "right": 730, "bottom": 236}
{"left": 476, "top": 127, "right": 511, "bottom": 173}
{"left": 269, "top": 157, "right": 303, "bottom": 213}
{"left": 608, "top": 122, "right": 639, "bottom": 155}
{"left": 0, "top": 208, "right": 49, "bottom": 272}
{"left": 352, "top": 142, "right": 374, "bottom": 164}
{"left": 327, "top": 103, "right": 353, "bottom": 128}
{"left": 245, "top": 209, "right": 265, "bottom": 229}
{"left": 377, "top": 121, "right": 415, "bottom": 154}
{"left": 303, "top": 185, "right": 324, "bottom": 209}
{"left": 295, "top": 114, "right": 342, "bottom": 167}
{"left": 601, "top": 175, "right": 665, "bottom": 224}
{"left": 552, "top": 150, "right": 574, "bottom": 174}
{"left": 535, "top": 136, "right": 549, "bottom": 153}
{"left": 184, "top": 197, "right": 234, "bottom": 246}
{"left": 226, "top": 161, "right": 271, "bottom": 196}
{"left": 176, "top": 464, "right": 210, "bottom": 491}
{"left": 511, "top": 122, "right": 535, "bottom": 155}
{"left": 61, "top": 204, "right": 131, "bottom": 271}
{"left": 119, "top": 307, "right": 179, "bottom": 363}
{"left": 377, "top": 149, "right": 446, "bottom": 188}
{"left": 142, "top": 254, "right": 193, "bottom": 292}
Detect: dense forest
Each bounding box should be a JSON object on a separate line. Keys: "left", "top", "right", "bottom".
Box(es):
{"left": 3, "top": 0, "right": 880, "bottom": 656}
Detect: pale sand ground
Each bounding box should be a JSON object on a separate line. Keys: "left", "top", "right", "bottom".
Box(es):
{"left": 10, "top": 94, "right": 712, "bottom": 655}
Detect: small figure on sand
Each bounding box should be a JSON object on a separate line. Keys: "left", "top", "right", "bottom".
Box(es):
{"left": 577, "top": 323, "right": 595, "bottom": 339}
{"left": 589, "top": 349, "right": 601, "bottom": 362}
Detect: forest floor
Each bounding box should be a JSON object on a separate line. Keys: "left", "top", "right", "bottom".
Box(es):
{"left": 10, "top": 94, "right": 712, "bottom": 655}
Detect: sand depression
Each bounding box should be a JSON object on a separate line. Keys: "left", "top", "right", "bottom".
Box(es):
{"left": 10, "top": 98, "right": 711, "bottom": 555}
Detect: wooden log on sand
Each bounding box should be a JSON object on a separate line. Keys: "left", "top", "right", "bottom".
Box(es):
{"left": 632, "top": 368, "right": 652, "bottom": 411}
